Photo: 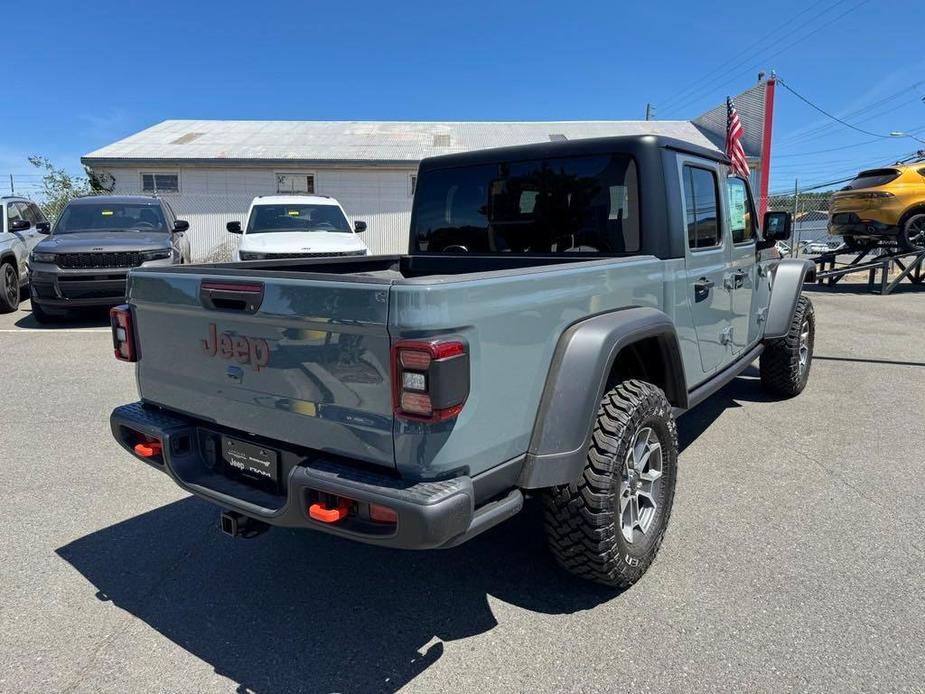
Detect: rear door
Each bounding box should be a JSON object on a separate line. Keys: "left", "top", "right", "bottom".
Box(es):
{"left": 130, "top": 269, "right": 396, "bottom": 469}
{"left": 5, "top": 202, "right": 30, "bottom": 278}
{"left": 679, "top": 160, "right": 734, "bottom": 377}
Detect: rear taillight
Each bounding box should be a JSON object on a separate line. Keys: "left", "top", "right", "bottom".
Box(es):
{"left": 110, "top": 304, "right": 137, "bottom": 362}
{"left": 392, "top": 338, "right": 469, "bottom": 422}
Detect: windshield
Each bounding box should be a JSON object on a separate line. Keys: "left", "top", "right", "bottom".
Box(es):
{"left": 410, "top": 154, "right": 639, "bottom": 254}
{"left": 843, "top": 169, "right": 901, "bottom": 190}
{"left": 54, "top": 203, "right": 168, "bottom": 234}
{"left": 246, "top": 204, "right": 351, "bottom": 234}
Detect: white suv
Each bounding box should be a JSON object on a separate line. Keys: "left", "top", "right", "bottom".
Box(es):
{"left": 227, "top": 195, "right": 369, "bottom": 261}
{"left": 1, "top": 196, "right": 50, "bottom": 312}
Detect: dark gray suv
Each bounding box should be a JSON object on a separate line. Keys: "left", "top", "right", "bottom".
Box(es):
{"left": 29, "top": 196, "right": 191, "bottom": 322}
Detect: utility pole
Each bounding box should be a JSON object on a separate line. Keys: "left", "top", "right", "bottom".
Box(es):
{"left": 645, "top": 103, "right": 654, "bottom": 121}
{"left": 9, "top": 174, "right": 13, "bottom": 194}
{"left": 791, "top": 179, "right": 800, "bottom": 257}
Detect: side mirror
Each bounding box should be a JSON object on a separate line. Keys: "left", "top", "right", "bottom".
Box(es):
{"left": 173, "top": 219, "right": 190, "bottom": 233}
{"left": 762, "top": 211, "right": 792, "bottom": 241}
{"left": 36, "top": 221, "right": 51, "bottom": 234}
{"left": 354, "top": 221, "right": 367, "bottom": 233}
{"left": 9, "top": 219, "right": 30, "bottom": 232}
{"left": 226, "top": 221, "right": 242, "bottom": 234}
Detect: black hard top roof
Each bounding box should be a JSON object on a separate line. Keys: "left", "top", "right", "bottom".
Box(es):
{"left": 67, "top": 195, "right": 162, "bottom": 206}
{"left": 418, "top": 134, "right": 729, "bottom": 171}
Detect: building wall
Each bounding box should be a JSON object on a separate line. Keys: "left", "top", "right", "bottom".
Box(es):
{"left": 101, "top": 165, "right": 417, "bottom": 261}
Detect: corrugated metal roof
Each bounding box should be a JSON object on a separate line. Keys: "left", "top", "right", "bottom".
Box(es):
{"left": 691, "top": 80, "right": 768, "bottom": 158}
{"left": 82, "top": 119, "right": 722, "bottom": 165}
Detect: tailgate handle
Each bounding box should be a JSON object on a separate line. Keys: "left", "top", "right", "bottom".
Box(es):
{"left": 200, "top": 281, "right": 264, "bottom": 313}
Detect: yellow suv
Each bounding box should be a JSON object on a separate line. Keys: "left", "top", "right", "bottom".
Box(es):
{"left": 828, "top": 164, "right": 925, "bottom": 251}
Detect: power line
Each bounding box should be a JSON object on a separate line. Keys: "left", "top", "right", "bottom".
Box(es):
{"left": 660, "top": 0, "right": 872, "bottom": 118}
{"left": 778, "top": 79, "right": 925, "bottom": 146}
{"left": 655, "top": 0, "right": 838, "bottom": 114}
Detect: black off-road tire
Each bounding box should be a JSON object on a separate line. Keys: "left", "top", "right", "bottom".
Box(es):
{"left": 0, "top": 261, "right": 20, "bottom": 313}
{"left": 760, "top": 295, "right": 815, "bottom": 397}
{"left": 543, "top": 380, "right": 678, "bottom": 589}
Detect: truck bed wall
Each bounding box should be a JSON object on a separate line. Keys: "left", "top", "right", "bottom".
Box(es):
{"left": 389, "top": 255, "right": 668, "bottom": 479}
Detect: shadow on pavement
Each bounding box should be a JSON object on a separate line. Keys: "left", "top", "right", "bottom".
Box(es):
{"left": 13, "top": 303, "right": 110, "bottom": 330}
{"left": 56, "top": 369, "right": 778, "bottom": 691}
{"left": 803, "top": 281, "right": 923, "bottom": 296}
{"left": 57, "top": 496, "right": 615, "bottom": 693}
{"left": 676, "top": 367, "right": 774, "bottom": 452}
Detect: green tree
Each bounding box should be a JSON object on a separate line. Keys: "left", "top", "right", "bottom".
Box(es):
{"left": 27, "top": 156, "right": 114, "bottom": 220}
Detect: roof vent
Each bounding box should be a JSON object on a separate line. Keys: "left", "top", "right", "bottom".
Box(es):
{"left": 170, "top": 132, "right": 205, "bottom": 145}
{"left": 433, "top": 133, "right": 452, "bottom": 147}
{"left": 548, "top": 133, "right": 567, "bottom": 142}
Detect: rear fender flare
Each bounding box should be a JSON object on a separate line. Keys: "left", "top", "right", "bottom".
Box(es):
{"left": 765, "top": 259, "right": 814, "bottom": 340}
{"left": 518, "top": 307, "right": 686, "bottom": 489}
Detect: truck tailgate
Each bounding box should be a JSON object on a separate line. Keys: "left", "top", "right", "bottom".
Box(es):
{"left": 128, "top": 270, "right": 395, "bottom": 469}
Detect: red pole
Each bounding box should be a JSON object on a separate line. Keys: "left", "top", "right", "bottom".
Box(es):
{"left": 759, "top": 77, "right": 776, "bottom": 217}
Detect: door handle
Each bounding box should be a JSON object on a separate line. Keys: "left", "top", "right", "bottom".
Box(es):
{"left": 694, "top": 277, "right": 714, "bottom": 301}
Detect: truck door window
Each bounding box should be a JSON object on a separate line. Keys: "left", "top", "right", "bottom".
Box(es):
{"left": 726, "top": 176, "right": 755, "bottom": 244}
{"left": 411, "top": 154, "right": 639, "bottom": 254}
{"left": 683, "top": 165, "right": 721, "bottom": 249}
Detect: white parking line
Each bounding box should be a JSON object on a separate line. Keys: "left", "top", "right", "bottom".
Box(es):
{"left": 0, "top": 328, "right": 110, "bottom": 333}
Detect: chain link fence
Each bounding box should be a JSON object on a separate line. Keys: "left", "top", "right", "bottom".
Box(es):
{"left": 766, "top": 191, "right": 837, "bottom": 254}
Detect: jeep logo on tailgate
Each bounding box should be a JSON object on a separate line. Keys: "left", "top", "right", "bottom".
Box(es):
{"left": 201, "top": 323, "right": 270, "bottom": 371}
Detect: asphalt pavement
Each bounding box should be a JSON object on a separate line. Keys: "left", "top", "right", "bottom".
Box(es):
{"left": 0, "top": 289, "right": 923, "bottom": 693}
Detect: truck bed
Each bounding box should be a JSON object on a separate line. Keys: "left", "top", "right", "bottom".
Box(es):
{"left": 127, "top": 252, "right": 665, "bottom": 479}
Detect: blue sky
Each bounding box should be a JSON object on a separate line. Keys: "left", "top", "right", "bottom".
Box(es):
{"left": 4, "top": 0, "right": 924, "bottom": 195}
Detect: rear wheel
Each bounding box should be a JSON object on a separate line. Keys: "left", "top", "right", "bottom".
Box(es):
{"left": 760, "top": 295, "right": 814, "bottom": 397}
{"left": 898, "top": 213, "right": 925, "bottom": 252}
{"left": 543, "top": 380, "right": 678, "bottom": 588}
{"left": 0, "top": 261, "right": 19, "bottom": 313}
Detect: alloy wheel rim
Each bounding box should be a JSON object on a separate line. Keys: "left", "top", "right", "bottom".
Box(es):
{"left": 618, "top": 426, "right": 663, "bottom": 543}
{"left": 798, "top": 319, "right": 810, "bottom": 376}
{"left": 3, "top": 265, "right": 15, "bottom": 305}
{"left": 908, "top": 216, "right": 925, "bottom": 248}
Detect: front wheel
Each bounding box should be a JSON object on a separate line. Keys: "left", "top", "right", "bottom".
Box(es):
{"left": 0, "top": 262, "right": 20, "bottom": 313}
{"left": 543, "top": 380, "right": 678, "bottom": 588}
{"left": 898, "top": 213, "right": 925, "bottom": 253}
{"left": 760, "top": 295, "right": 815, "bottom": 397}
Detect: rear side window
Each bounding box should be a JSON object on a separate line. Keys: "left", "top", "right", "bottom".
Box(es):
{"left": 684, "top": 165, "right": 721, "bottom": 249}
{"left": 918, "top": 168, "right": 925, "bottom": 180}
{"left": 726, "top": 177, "right": 755, "bottom": 244}
{"left": 410, "top": 154, "right": 640, "bottom": 254}
{"left": 6, "top": 202, "right": 22, "bottom": 224}
{"left": 843, "top": 168, "right": 900, "bottom": 190}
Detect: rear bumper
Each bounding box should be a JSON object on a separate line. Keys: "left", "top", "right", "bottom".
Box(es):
{"left": 828, "top": 219, "right": 899, "bottom": 238}
{"left": 110, "top": 402, "right": 522, "bottom": 549}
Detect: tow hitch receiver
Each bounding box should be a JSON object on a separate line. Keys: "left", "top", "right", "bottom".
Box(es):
{"left": 220, "top": 510, "right": 270, "bottom": 539}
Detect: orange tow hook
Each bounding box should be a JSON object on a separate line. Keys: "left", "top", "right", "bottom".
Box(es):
{"left": 134, "top": 440, "right": 163, "bottom": 458}
{"left": 308, "top": 499, "right": 352, "bottom": 523}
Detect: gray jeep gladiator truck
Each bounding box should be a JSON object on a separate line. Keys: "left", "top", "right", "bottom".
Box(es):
{"left": 110, "top": 135, "right": 815, "bottom": 588}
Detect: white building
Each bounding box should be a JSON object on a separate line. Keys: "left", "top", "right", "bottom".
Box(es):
{"left": 82, "top": 91, "right": 772, "bottom": 262}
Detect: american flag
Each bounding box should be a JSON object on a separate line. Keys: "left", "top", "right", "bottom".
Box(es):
{"left": 725, "top": 97, "right": 750, "bottom": 178}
